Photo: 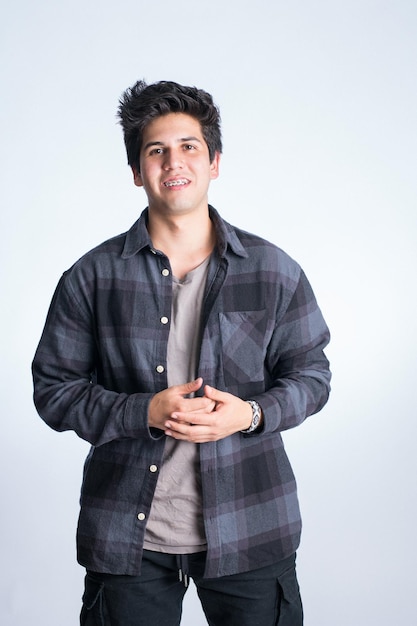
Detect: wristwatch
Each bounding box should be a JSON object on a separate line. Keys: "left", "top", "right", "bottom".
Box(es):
{"left": 241, "top": 400, "right": 262, "bottom": 433}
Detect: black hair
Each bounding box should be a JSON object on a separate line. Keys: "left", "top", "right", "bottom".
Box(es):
{"left": 117, "top": 80, "right": 222, "bottom": 172}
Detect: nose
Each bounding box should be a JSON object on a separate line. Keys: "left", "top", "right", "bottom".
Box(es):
{"left": 163, "top": 148, "right": 183, "bottom": 171}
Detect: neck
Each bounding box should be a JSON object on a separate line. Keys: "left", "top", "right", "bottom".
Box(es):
{"left": 147, "top": 208, "right": 216, "bottom": 279}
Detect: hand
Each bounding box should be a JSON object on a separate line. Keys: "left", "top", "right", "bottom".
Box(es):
{"left": 164, "top": 385, "right": 255, "bottom": 443}
{"left": 148, "top": 378, "right": 215, "bottom": 431}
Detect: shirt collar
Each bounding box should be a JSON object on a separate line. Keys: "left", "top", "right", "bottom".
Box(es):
{"left": 122, "top": 206, "right": 248, "bottom": 259}
{"left": 121, "top": 210, "right": 153, "bottom": 258}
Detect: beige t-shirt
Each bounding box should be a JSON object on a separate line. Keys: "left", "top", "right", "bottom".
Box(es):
{"left": 143, "top": 257, "right": 210, "bottom": 554}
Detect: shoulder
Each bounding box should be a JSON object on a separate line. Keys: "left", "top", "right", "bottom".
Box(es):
{"left": 226, "top": 220, "right": 302, "bottom": 283}
{"left": 63, "top": 231, "right": 128, "bottom": 279}
{"left": 63, "top": 211, "right": 148, "bottom": 280}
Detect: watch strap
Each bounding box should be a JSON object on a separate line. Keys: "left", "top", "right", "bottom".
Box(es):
{"left": 241, "top": 400, "right": 262, "bottom": 433}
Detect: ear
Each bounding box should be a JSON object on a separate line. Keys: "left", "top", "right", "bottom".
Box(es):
{"left": 132, "top": 167, "right": 143, "bottom": 187}
{"left": 209, "top": 152, "right": 221, "bottom": 180}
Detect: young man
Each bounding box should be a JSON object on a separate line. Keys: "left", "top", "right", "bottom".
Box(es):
{"left": 32, "top": 80, "right": 331, "bottom": 626}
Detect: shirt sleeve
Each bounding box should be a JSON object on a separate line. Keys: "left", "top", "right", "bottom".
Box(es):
{"left": 32, "top": 271, "right": 158, "bottom": 447}
{"left": 253, "top": 269, "right": 331, "bottom": 433}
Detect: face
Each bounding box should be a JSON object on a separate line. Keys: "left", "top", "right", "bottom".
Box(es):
{"left": 133, "top": 113, "right": 220, "bottom": 218}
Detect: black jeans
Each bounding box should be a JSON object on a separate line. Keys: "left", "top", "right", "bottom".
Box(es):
{"left": 80, "top": 550, "right": 303, "bottom": 626}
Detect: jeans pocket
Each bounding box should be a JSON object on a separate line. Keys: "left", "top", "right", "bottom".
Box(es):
{"left": 276, "top": 567, "right": 304, "bottom": 626}
{"left": 80, "top": 574, "right": 108, "bottom": 626}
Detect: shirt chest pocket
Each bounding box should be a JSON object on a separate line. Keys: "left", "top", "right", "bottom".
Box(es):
{"left": 219, "top": 310, "right": 271, "bottom": 387}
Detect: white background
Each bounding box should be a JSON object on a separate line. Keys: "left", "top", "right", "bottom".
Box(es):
{"left": 1, "top": 1, "right": 416, "bottom": 624}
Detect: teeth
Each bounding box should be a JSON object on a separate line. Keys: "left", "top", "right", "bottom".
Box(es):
{"left": 164, "top": 179, "right": 188, "bottom": 187}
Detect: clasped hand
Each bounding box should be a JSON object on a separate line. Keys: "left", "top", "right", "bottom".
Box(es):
{"left": 148, "top": 377, "right": 253, "bottom": 443}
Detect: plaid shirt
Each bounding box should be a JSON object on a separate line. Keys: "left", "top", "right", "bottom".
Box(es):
{"left": 32, "top": 206, "right": 331, "bottom": 578}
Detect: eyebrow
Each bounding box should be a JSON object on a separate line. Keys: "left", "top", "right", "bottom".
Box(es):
{"left": 143, "top": 136, "right": 203, "bottom": 151}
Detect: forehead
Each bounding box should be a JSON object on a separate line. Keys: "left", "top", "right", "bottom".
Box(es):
{"left": 141, "top": 112, "right": 205, "bottom": 145}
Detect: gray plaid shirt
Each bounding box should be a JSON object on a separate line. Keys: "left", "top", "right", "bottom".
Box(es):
{"left": 32, "top": 206, "right": 331, "bottom": 578}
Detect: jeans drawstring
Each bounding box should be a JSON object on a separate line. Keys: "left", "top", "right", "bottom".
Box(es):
{"left": 176, "top": 554, "right": 189, "bottom": 588}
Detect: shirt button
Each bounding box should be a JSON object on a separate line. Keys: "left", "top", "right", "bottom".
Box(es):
{"left": 160, "top": 316, "right": 169, "bottom": 325}
{"left": 137, "top": 513, "right": 146, "bottom": 521}
{"left": 149, "top": 465, "right": 158, "bottom": 473}
{"left": 156, "top": 365, "right": 165, "bottom": 374}
{"left": 162, "top": 268, "right": 170, "bottom": 277}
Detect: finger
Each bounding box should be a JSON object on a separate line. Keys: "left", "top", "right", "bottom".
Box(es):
{"left": 175, "top": 396, "right": 214, "bottom": 415}
{"left": 189, "top": 400, "right": 216, "bottom": 414}
{"left": 203, "top": 385, "right": 227, "bottom": 403}
{"left": 170, "top": 411, "right": 208, "bottom": 426}
{"left": 177, "top": 377, "right": 204, "bottom": 396}
{"left": 165, "top": 421, "right": 212, "bottom": 443}
{"left": 165, "top": 419, "right": 198, "bottom": 437}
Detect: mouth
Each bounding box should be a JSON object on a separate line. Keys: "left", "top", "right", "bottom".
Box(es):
{"left": 163, "top": 178, "right": 190, "bottom": 188}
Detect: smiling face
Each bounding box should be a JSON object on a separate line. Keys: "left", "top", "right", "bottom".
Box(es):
{"left": 133, "top": 113, "right": 220, "bottom": 218}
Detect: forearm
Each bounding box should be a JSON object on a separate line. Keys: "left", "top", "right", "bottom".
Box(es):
{"left": 254, "top": 269, "right": 331, "bottom": 433}
{"left": 32, "top": 273, "right": 157, "bottom": 446}
{"left": 252, "top": 368, "right": 330, "bottom": 434}
{"left": 32, "top": 366, "right": 156, "bottom": 446}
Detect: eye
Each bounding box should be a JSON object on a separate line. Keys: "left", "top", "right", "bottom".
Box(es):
{"left": 149, "top": 147, "right": 164, "bottom": 156}
{"left": 183, "top": 144, "right": 196, "bottom": 151}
